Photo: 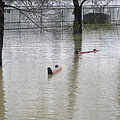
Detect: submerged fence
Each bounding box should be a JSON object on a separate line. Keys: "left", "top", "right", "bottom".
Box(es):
{"left": 4, "top": 5, "right": 120, "bottom": 30}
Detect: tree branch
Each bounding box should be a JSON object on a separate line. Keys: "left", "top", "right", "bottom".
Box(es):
{"left": 80, "top": 0, "right": 87, "bottom": 7}
{"left": 4, "top": 4, "right": 42, "bottom": 29}
{"left": 73, "top": 0, "right": 79, "bottom": 7}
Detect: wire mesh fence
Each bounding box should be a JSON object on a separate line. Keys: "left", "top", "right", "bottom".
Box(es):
{"left": 4, "top": 5, "right": 120, "bottom": 30}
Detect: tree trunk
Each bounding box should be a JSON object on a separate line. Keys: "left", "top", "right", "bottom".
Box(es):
{"left": 0, "top": 1, "right": 4, "bottom": 67}
{"left": 73, "top": 0, "right": 86, "bottom": 33}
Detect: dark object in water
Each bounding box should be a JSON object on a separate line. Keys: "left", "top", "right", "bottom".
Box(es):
{"left": 47, "top": 67, "right": 53, "bottom": 74}
{"left": 55, "top": 65, "right": 59, "bottom": 68}
{"left": 47, "top": 65, "right": 62, "bottom": 75}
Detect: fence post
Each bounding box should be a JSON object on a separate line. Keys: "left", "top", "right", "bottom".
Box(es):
{"left": 0, "top": 1, "right": 4, "bottom": 67}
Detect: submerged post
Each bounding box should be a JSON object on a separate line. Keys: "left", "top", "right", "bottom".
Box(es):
{"left": 0, "top": 1, "right": 4, "bottom": 66}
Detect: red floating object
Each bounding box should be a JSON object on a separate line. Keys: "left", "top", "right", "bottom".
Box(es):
{"left": 47, "top": 65, "right": 62, "bottom": 75}
{"left": 52, "top": 67, "right": 62, "bottom": 74}
{"left": 76, "top": 49, "right": 99, "bottom": 54}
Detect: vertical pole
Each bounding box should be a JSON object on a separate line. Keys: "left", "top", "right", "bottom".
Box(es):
{"left": 61, "top": 8, "right": 63, "bottom": 31}
{"left": 0, "top": 1, "right": 4, "bottom": 66}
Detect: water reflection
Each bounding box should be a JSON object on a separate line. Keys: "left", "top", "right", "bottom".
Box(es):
{"left": 2, "top": 26, "right": 120, "bottom": 120}
{"left": 0, "top": 68, "right": 6, "bottom": 120}
{"left": 117, "top": 62, "right": 120, "bottom": 120}
{"left": 73, "top": 33, "right": 82, "bottom": 52}
{"left": 117, "top": 82, "right": 120, "bottom": 120}
{"left": 67, "top": 34, "right": 82, "bottom": 119}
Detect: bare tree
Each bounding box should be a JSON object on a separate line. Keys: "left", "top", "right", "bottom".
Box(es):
{"left": 4, "top": 0, "right": 66, "bottom": 32}
{"left": 73, "top": 0, "right": 114, "bottom": 33}
{"left": 3, "top": 0, "right": 115, "bottom": 33}
{"left": 73, "top": 0, "right": 87, "bottom": 33}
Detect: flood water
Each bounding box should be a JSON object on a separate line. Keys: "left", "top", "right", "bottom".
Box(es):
{"left": 0, "top": 25, "right": 120, "bottom": 120}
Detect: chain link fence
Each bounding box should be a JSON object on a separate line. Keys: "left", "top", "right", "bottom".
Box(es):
{"left": 4, "top": 5, "right": 120, "bottom": 30}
